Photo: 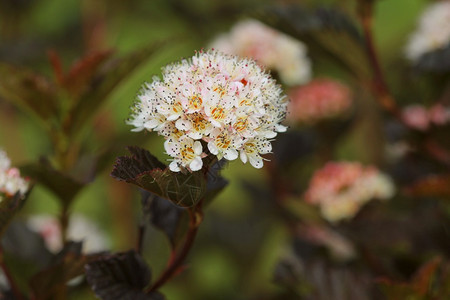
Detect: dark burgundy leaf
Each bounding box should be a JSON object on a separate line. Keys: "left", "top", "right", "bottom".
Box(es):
{"left": 29, "top": 242, "right": 88, "bottom": 300}
{"left": 85, "top": 250, "right": 158, "bottom": 300}
{"left": 141, "top": 191, "right": 187, "bottom": 248}
{"left": 111, "top": 146, "right": 206, "bottom": 207}
{"left": 0, "top": 191, "right": 29, "bottom": 238}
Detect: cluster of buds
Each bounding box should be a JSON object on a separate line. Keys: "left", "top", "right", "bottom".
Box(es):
{"left": 27, "top": 214, "right": 109, "bottom": 253}
{"left": 401, "top": 103, "right": 450, "bottom": 131}
{"left": 0, "top": 149, "right": 29, "bottom": 201}
{"left": 128, "top": 50, "right": 288, "bottom": 172}
{"left": 210, "top": 19, "right": 312, "bottom": 86}
{"left": 405, "top": 0, "right": 450, "bottom": 61}
{"left": 304, "top": 162, "right": 395, "bottom": 222}
{"left": 286, "top": 78, "right": 352, "bottom": 124}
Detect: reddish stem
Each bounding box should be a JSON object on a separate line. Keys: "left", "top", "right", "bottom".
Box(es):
{"left": 0, "top": 247, "right": 23, "bottom": 300}
{"left": 359, "top": 3, "right": 400, "bottom": 117}
{"left": 146, "top": 205, "right": 203, "bottom": 293}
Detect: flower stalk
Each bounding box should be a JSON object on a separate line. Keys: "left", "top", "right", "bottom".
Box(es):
{"left": 146, "top": 202, "right": 204, "bottom": 293}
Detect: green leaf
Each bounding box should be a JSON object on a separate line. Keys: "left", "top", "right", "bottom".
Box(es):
{"left": 20, "top": 159, "right": 84, "bottom": 205}
{"left": 0, "top": 192, "right": 29, "bottom": 239}
{"left": 85, "top": 250, "right": 164, "bottom": 300}
{"left": 111, "top": 146, "right": 206, "bottom": 207}
{"left": 0, "top": 63, "right": 59, "bottom": 129}
{"left": 64, "top": 41, "right": 168, "bottom": 138}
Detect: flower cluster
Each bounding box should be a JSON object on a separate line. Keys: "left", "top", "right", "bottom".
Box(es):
{"left": 286, "top": 78, "right": 352, "bottom": 124}
{"left": 27, "top": 214, "right": 109, "bottom": 253}
{"left": 405, "top": 0, "right": 450, "bottom": 61}
{"left": 128, "top": 50, "right": 288, "bottom": 171}
{"left": 210, "top": 19, "right": 312, "bottom": 86}
{"left": 401, "top": 104, "right": 450, "bottom": 131}
{"left": 304, "top": 162, "right": 395, "bottom": 222}
{"left": 0, "top": 149, "right": 29, "bottom": 200}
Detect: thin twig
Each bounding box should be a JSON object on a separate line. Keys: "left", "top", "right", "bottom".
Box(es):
{"left": 146, "top": 203, "right": 203, "bottom": 293}
{"left": 358, "top": 2, "right": 400, "bottom": 117}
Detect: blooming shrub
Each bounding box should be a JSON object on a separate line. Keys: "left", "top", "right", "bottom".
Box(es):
{"left": 128, "top": 50, "right": 288, "bottom": 171}
{"left": 210, "top": 19, "right": 312, "bottom": 86}
{"left": 286, "top": 78, "right": 352, "bottom": 124}
{"left": 304, "top": 162, "right": 395, "bottom": 222}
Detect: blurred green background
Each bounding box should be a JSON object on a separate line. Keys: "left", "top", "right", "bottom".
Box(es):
{"left": 0, "top": 0, "right": 430, "bottom": 299}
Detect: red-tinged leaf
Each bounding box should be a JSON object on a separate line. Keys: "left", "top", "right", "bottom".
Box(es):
{"left": 111, "top": 147, "right": 206, "bottom": 207}
{"left": 64, "top": 41, "right": 168, "bottom": 138}
{"left": 411, "top": 257, "right": 442, "bottom": 296}
{"left": 404, "top": 174, "right": 450, "bottom": 198}
{"left": 377, "top": 257, "right": 445, "bottom": 300}
{"left": 62, "top": 50, "right": 114, "bottom": 97}
{"left": 85, "top": 250, "right": 164, "bottom": 300}
{"left": 47, "top": 50, "right": 64, "bottom": 86}
{"left": 0, "top": 63, "right": 59, "bottom": 128}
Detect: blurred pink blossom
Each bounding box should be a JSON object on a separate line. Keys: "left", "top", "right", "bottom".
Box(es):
{"left": 401, "top": 104, "right": 450, "bottom": 131}
{"left": 286, "top": 78, "right": 352, "bottom": 124}
{"left": 27, "top": 214, "right": 109, "bottom": 253}
{"left": 304, "top": 162, "right": 395, "bottom": 222}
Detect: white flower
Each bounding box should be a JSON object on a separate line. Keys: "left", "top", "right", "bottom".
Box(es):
{"left": 0, "top": 149, "right": 29, "bottom": 199}
{"left": 405, "top": 0, "right": 450, "bottom": 61}
{"left": 128, "top": 50, "right": 288, "bottom": 171}
{"left": 210, "top": 19, "right": 312, "bottom": 86}
{"left": 165, "top": 137, "right": 204, "bottom": 172}
{"left": 27, "top": 214, "right": 109, "bottom": 254}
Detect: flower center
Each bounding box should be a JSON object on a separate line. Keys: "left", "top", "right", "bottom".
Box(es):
{"left": 213, "top": 85, "right": 226, "bottom": 97}
{"left": 216, "top": 133, "right": 231, "bottom": 149}
{"left": 233, "top": 117, "right": 248, "bottom": 132}
{"left": 188, "top": 95, "right": 203, "bottom": 110}
{"left": 191, "top": 114, "right": 208, "bottom": 132}
{"left": 172, "top": 102, "right": 183, "bottom": 113}
{"left": 211, "top": 107, "right": 226, "bottom": 121}
{"left": 180, "top": 145, "right": 196, "bottom": 161}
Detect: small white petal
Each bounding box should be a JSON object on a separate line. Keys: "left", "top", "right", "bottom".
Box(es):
{"left": 240, "top": 151, "right": 248, "bottom": 164}
{"left": 224, "top": 149, "right": 238, "bottom": 160}
{"left": 208, "top": 142, "right": 219, "bottom": 155}
{"left": 175, "top": 119, "right": 192, "bottom": 131}
{"left": 193, "top": 141, "right": 203, "bottom": 155}
{"left": 169, "top": 161, "right": 181, "bottom": 172}
{"left": 188, "top": 131, "right": 203, "bottom": 140}
{"left": 167, "top": 113, "right": 181, "bottom": 121}
{"left": 189, "top": 157, "right": 203, "bottom": 171}
{"left": 249, "top": 156, "right": 264, "bottom": 169}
